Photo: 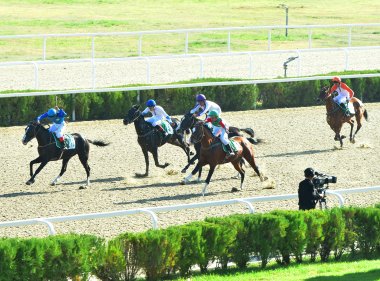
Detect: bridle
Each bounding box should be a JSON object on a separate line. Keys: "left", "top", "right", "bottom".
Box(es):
{"left": 190, "top": 122, "right": 205, "bottom": 144}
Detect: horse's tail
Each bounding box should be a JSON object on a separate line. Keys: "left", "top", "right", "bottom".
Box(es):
{"left": 247, "top": 137, "right": 262, "bottom": 145}
{"left": 88, "top": 139, "right": 110, "bottom": 147}
{"left": 239, "top": 128, "right": 255, "bottom": 138}
{"left": 364, "top": 109, "right": 368, "bottom": 121}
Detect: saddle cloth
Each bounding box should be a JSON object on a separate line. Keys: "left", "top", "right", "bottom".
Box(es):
{"left": 53, "top": 133, "right": 76, "bottom": 149}
{"left": 222, "top": 138, "right": 241, "bottom": 153}
{"left": 161, "top": 120, "right": 174, "bottom": 135}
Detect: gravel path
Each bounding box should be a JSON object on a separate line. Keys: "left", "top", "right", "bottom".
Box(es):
{"left": 0, "top": 103, "right": 379, "bottom": 238}
{"left": 0, "top": 49, "right": 379, "bottom": 91}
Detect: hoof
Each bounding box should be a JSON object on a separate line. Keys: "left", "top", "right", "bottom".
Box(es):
{"left": 231, "top": 187, "right": 239, "bottom": 192}
{"left": 164, "top": 163, "right": 170, "bottom": 168}
{"left": 50, "top": 182, "right": 56, "bottom": 186}
{"left": 26, "top": 179, "right": 34, "bottom": 185}
{"left": 79, "top": 185, "right": 87, "bottom": 190}
{"left": 341, "top": 135, "right": 346, "bottom": 139}
{"left": 181, "top": 168, "right": 187, "bottom": 173}
{"left": 135, "top": 173, "right": 148, "bottom": 178}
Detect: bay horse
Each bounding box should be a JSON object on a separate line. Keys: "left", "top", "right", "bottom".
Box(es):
{"left": 318, "top": 86, "right": 368, "bottom": 147}
{"left": 22, "top": 121, "right": 109, "bottom": 188}
{"left": 123, "top": 105, "right": 191, "bottom": 177}
{"left": 178, "top": 112, "right": 258, "bottom": 174}
{"left": 184, "top": 121, "right": 265, "bottom": 196}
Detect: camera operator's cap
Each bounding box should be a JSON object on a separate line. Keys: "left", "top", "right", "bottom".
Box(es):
{"left": 304, "top": 168, "right": 315, "bottom": 177}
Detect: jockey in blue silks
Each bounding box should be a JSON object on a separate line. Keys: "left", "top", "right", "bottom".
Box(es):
{"left": 37, "top": 106, "right": 68, "bottom": 146}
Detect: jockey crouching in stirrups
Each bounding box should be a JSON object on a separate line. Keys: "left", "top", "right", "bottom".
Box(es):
{"left": 205, "top": 110, "right": 235, "bottom": 159}
{"left": 37, "top": 106, "right": 68, "bottom": 149}
{"left": 329, "top": 76, "right": 354, "bottom": 117}
{"left": 141, "top": 99, "right": 173, "bottom": 141}
{"left": 190, "top": 93, "right": 222, "bottom": 119}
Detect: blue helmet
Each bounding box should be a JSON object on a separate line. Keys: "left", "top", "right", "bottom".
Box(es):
{"left": 196, "top": 94, "right": 206, "bottom": 102}
{"left": 47, "top": 108, "right": 57, "bottom": 117}
{"left": 146, "top": 99, "right": 156, "bottom": 107}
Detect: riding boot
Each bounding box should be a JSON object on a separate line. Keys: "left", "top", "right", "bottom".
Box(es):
{"left": 340, "top": 103, "right": 350, "bottom": 117}
{"left": 59, "top": 136, "right": 66, "bottom": 150}
{"left": 225, "top": 143, "right": 235, "bottom": 158}
{"left": 155, "top": 125, "right": 169, "bottom": 141}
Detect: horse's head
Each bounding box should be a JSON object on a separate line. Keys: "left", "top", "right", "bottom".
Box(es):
{"left": 179, "top": 112, "right": 196, "bottom": 131}
{"left": 317, "top": 85, "right": 331, "bottom": 102}
{"left": 22, "top": 121, "right": 42, "bottom": 145}
{"left": 123, "top": 104, "right": 141, "bottom": 125}
{"left": 189, "top": 121, "right": 204, "bottom": 144}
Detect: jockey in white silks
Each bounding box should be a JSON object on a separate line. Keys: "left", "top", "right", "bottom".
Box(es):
{"left": 37, "top": 107, "right": 68, "bottom": 146}
{"left": 329, "top": 76, "right": 354, "bottom": 116}
{"left": 190, "top": 93, "right": 222, "bottom": 118}
{"left": 204, "top": 110, "right": 235, "bottom": 158}
{"left": 141, "top": 99, "right": 172, "bottom": 136}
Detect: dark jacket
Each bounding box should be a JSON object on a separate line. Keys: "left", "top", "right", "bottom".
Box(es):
{"left": 298, "top": 178, "right": 321, "bottom": 210}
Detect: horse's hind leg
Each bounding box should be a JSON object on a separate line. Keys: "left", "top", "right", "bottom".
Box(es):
{"left": 231, "top": 160, "right": 245, "bottom": 190}
{"left": 348, "top": 120, "right": 355, "bottom": 143}
{"left": 51, "top": 158, "right": 71, "bottom": 186}
{"left": 78, "top": 154, "right": 91, "bottom": 187}
{"left": 152, "top": 147, "right": 169, "bottom": 169}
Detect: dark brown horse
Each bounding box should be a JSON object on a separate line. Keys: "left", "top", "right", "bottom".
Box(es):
{"left": 184, "top": 121, "right": 265, "bottom": 196}
{"left": 318, "top": 86, "right": 368, "bottom": 147}
{"left": 22, "top": 121, "right": 109, "bottom": 188}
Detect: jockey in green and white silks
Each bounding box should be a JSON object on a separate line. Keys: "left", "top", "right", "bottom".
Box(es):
{"left": 141, "top": 99, "right": 172, "bottom": 136}
{"left": 37, "top": 107, "right": 67, "bottom": 144}
{"left": 190, "top": 93, "right": 222, "bottom": 118}
{"left": 204, "top": 110, "right": 235, "bottom": 157}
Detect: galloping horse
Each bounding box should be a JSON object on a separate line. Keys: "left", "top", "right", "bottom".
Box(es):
{"left": 123, "top": 105, "right": 191, "bottom": 177}
{"left": 179, "top": 112, "right": 257, "bottom": 173}
{"left": 184, "top": 121, "right": 265, "bottom": 196}
{"left": 318, "top": 86, "right": 368, "bottom": 147}
{"left": 22, "top": 121, "right": 109, "bottom": 187}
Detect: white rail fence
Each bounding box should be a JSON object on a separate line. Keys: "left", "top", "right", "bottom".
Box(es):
{"left": 1, "top": 186, "right": 379, "bottom": 236}
{"left": 1, "top": 46, "right": 379, "bottom": 91}
{"left": 1, "top": 23, "right": 379, "bottom": 59}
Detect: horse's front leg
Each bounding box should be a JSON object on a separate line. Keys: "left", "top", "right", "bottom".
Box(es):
{"left": 348, "top": 120, "right": 355, "bottom": 143}
{"left": 152, "top": 147, "right": 169, "bottom": 169}
{"left": 27, "top": 156, "right": 43, "bottom": 185}
{"left": 136, "top": 148, "right": 149, "bottom": 177}
{"left": 27, "top": 161, "right": 48, "bottom": 185}
{"left": 202, "top": 165, "right": 216, "bottom": 196}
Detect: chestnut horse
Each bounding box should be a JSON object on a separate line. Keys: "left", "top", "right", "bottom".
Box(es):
{"left": 184, "top": 121, "right": 265, "bottom": 196}
{"left": 318, "top": 86, "right": 368, "bottom": 147}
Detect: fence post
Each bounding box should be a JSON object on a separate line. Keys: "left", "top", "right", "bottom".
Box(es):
{"left": 348, "top": 26, "right": 352, "bottom": 47}
{"left": 141, "top": 209, "right": 159, "bottom": 229}
{"left": 32, "top": 62, "right": 39, "bottom": 89}
{"left": 185, "top": 32, "right": 189, "bottom": 54}
{"left": 91, "top": 36, "right": 95, "bottom": 59}
{"left": 227, "top": 32, "right": 231, "bottom": 52}
{"left": 34, "top": 218, "right": 56, "bottom": 235}
{"left": 326, "top": 190, "right": 345, "bottom": 207}
{"left": 43, "top": 36, "right": 47, "bottom": 60}
{"left": 236, "top": 199, "right": 255, "bottom": 214}
{"left": 308, "top": 29, "right": 312, "bottom": 48}
{"left": 267, "top": 29, "right": 272, "bottom": 51}
{"left": 138, "top": 34, "right": 142, "bottom": 56}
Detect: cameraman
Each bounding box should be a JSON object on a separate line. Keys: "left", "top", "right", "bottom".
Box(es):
{"left": 298, "top": 168, "right": 323, "bottom": 210}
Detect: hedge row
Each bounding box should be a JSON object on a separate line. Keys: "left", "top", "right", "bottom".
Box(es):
{"left": 1, "top": 207, "right": 380, "bottom": 280}
{"left": 1, "top": 77, "right": 379, "bottom": 126}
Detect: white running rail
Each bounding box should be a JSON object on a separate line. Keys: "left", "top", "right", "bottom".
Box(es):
{"left": 0, "top": 23, "right": 379, "bottom": 58}
{"left": 0, "top": 186, "right": 379, "bottom": 236}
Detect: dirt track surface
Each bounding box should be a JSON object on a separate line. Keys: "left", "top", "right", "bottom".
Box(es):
{"left": 1, "top": 103, "right": 380, "bottom": 238}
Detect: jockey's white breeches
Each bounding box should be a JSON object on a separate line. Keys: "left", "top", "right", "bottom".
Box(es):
{"left": 49, "top": 122, "right": 66, "bottom": 138}
{"left": 146, "top": 116, "right": 163, "bottom": 127}
{"left": 333, "top": 93, "right": 350, "bottom": 105}
{"left": 212, "top": 126, "right": 229, "bottom": 145}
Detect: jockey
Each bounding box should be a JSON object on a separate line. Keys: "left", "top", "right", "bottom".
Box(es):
{"left": 37, "top": 106, "right": 67, "bottom": 146}
{"left": 329, "top": 76, "right": 354, "bottom": 116}
{"left": 205, "top": 110, "right": 235, "bottom": 158}
{"left": 141, "top": 99, "right": 172, "bottom": 137}
{"left": 190, "top": 93, "right": 222, "bottom": 119}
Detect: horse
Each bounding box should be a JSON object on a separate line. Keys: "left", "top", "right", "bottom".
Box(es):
{"left": 22, "top": 121, "right": 110, "bottom": 188}
{"left": 123, "top": 105, "right": 191, "bottom": 177}
{"left": 318, "top": 86, "right": 368, "bottom": 147}
{"left": 183, "top": 121, "right": 265, "bottom": 196}
{"left": 178, "top": 112, "right": 258, "bottom": 174}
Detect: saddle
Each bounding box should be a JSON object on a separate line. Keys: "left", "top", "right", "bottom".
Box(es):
{"left": 52, "top": 133, "right": 76, "bottom": 149}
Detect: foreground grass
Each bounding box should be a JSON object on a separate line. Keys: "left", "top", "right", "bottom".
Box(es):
{"left": 0, "top": 0, "right": 379, "bottom": 60}
{"left": 172, "top": 259, "right": 380, "bottom": 281}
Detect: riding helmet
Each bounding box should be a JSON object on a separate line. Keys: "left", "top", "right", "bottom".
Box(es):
{"left": 332, "top": 76, "right": 341, "bottom": 83}
{"left": 208, "top": 110, "right": 219, "bottom": 118}
{"left": 196, "top": 94, "right": 206, "bottom": 102}
{"left": 146, "top": 99, "right": 156, "bottom": 107}
{"left": 304, "top": 167, "right": 315, "bottom": 178}
{"left": 47, "top": 108, "right": 57, "bottom": 117}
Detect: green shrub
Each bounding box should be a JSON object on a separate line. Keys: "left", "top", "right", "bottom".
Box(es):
{"left": 354, "top": 208, "right": 380, "bottom": 258}
{"left": 303, "top": 210, "right": 327, "bottom": 262}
